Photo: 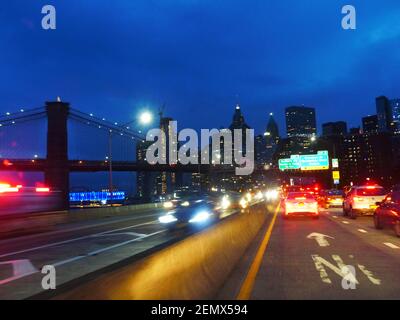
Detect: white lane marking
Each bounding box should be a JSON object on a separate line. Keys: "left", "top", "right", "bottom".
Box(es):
{"left": 0, "top": 230, "right": 166, "bottom": 285}
{"left": 0, "top": 221, "right": 156, "bottom": 259}
{"left": 357, "top": 229, "right": 368, "bottom": 233}
{"left": 358, "top": 265, "right": 382, "bottom": 285}
{"left": 0, "top": 259, "right": 38, "bottom": 285}
{"left": 0, "top": 212, "right": 161, "bottom": 246}
{"left": 332, "top": 216, "right": 338, "bottom": 219}
{"left": 307, "top": 233, "right": 334, "bottom": 247}
{"left": 312, "top": 255, "right": 381, "bottom": 286}
{"left": 90, "top": 232, "right": 147, "bottom": 238}
{"left": 383, "top": 242, "right": 400, "bottom": 249}
{"left": 52, "top": 230, "right": 165, "bottom": 267}
{"left": 311, "top": 254, "right": 359, "bottom": 285}
{"left": 342, "top": 221, "right": 350, "bottom": 224}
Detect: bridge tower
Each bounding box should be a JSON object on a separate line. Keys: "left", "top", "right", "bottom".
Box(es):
{"left": 45, "top": 100, "right": 70, "bottom": 210}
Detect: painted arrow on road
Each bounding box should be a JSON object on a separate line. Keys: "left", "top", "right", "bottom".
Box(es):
{"left": 307, "top": 233, "right": 335, "bottom": 247}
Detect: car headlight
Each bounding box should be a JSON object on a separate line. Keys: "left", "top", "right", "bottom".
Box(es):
{"left": 189, "top": 211, "right": 211, "bottom": 223}
{"left": 181, "top": 201, "right": 190, "bottom": 207}
{"left": 265, "top": 189, "right": 279, "bottom": 200}
{"left": 163, "top": 201, "right": 174, "bottom": 209}
{"left": 245, "top": 193, "right": 252, "bottom": 202}
{"left": 240, "top": 198, "right": 248, "bottom": 209}
{"left": 221, "top": 196, "right": 231, "bottom": 210}
{"left": 255, "top": 191, "right": 263, "bottom": 200}
{"left": 159, "top": 214, "right": 178, "bottom": 224}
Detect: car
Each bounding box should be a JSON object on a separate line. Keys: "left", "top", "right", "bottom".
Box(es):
{"left": 318, "top": 189, "right": 344, "bottom": 209}
{"left": 161, "top": 190, "right": 207, "bottom": 209}
{"left": 374, "top": 191, "right": 400, "bottom": 237}
{"left": 283, "top": 192, "right": 319, "bottom": 219}
{"left": 158, "top": 194, "right": 220, "bottom": 231}
{"left": 343, "top": 185, "right": 387, "bottom": 219}
{"left": 0, "top": 184, "right": 60, "bottom": 216}
{"left": 211, "top": 191, "right": 245, "bottom": 212}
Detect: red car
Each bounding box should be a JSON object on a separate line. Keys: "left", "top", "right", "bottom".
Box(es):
{"left": 374, "top": 191, "right": 400, "bottom": 237}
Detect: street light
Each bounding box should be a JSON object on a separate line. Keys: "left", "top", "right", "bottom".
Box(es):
{"left": 107, "top": 110, "right": 154, "bottom": 205}
{"left": 139, "top": 111, "right": 153, "bottom": 125}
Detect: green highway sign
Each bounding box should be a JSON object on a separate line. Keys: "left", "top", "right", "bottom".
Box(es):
{"left": 300, "top": 151, "right": 329, "bottom": 171}
{"left": 278, "top": 156, "right": 300, "bottom": 170}
{"left": 279, "top": 151, "right": 329, "bottom": 171}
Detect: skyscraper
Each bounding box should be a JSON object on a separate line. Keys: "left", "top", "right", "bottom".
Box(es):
{"left": 285, "top": 106, "right": 316, "bottom": 138}
{"left": 229, "top": 104, "right": 250, "bottom": 132}
{"left": 265, "top": 113, "right": 280, "bottom": 163}
{"left": 390, "top": 99, "right": 400, "bottom": 134}
{"left": 362, "top": 115, "right": 379, "bottom": 134}
{"left": 280, "top": 106, "right": 317, "bottom": 155}
{"left": 322, "top": 121, "right": 347, "bottom": 137}
{"left": 136, "top": 140, "right": 154, "bottom": 200}
{"left": 229, "top": 104, "right": 251, "bottom": 157}
{"left": 265, "top": 113, "right": 280, "bottom": 145}
{"left": 156, "top": 117, "right": 178, "bottom": 196}
{"left": 376, "top": 96, "right": 393, "bottom": 133}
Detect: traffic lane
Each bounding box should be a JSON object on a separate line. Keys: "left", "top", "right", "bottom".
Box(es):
{"left": 0, "top": 210, "right": 170, "bottom": 299}
{"left": 0, "top": 204, "right": 247, "bottom": 299}
{"left": 251, "top": 208, "right": 400, "bottom": 299}
{"left": 323, "top": 208, "right": 400, "bottom": 257}
{"left": 218, "top": 206, "right": 400, "bottom": 300}
{"left": 0, "top": 208, "right": 165, "bottom": 257}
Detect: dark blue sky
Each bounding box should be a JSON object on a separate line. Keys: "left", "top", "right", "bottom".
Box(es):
{"left": 1, "top": 0, "right": 400, "bottom": 135}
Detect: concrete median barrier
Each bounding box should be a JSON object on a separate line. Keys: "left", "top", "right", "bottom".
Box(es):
{"left": 54, "top": 202, "right": 276, "bottom": 300}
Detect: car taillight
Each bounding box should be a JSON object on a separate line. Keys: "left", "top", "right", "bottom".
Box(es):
{"left": 0, "top": 183, "right": 19, "bottom": 193}
{"left": 36, "top": 187, "right": 50, "bottom": 192}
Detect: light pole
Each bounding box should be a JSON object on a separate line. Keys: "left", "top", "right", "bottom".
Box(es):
{"left": 108, "top": 130, "right": 113, "bottom": 205}
{"left": 107, "top": 111, "right": 154, "bottom": 205}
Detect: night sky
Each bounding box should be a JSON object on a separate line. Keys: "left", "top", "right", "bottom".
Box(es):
{"left": 1, "top": 0, "right": 400, "bottom": 136}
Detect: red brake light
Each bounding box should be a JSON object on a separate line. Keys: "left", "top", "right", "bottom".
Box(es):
{"left": 36, "top": 187, "right": 50, "bottom": 193}
{"left": 0, "top": 183, "right": 20, "bottom": 193}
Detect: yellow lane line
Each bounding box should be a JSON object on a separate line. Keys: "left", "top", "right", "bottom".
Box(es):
{"left": 236, "top": 203, "right": 281, "bottom": 300}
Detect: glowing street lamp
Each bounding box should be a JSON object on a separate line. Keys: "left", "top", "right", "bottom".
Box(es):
{"left": 139, "top": 111, "right": 153, "bottom": 125}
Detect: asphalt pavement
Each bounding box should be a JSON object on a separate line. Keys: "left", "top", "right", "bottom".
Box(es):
{"left": 218, "top": 207, "right": 400, "bottom": 300}
{"left": 0, "top": 208, "right": 170, "bottom": 299}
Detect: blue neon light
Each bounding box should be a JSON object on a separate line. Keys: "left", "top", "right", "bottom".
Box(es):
{"left": 69, "top": 191, "right": 125, "bottom": 202}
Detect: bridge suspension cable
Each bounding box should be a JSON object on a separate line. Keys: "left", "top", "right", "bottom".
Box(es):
{"left": 69, "top": 108, "right": 146, "bottom": 142}
{"left": 0, "top": 107, "right": 47, "bottom": 128}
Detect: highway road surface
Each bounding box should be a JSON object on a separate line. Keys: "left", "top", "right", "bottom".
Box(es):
{"left": 2, "top": 204, "right": 400, "bottom": 300}
{"left": 0, "top": 207, "right": 174, "bottom": 299}
{"left": 218, "top": 207, "right": 400, "bottom": 300}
